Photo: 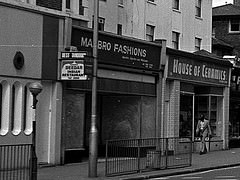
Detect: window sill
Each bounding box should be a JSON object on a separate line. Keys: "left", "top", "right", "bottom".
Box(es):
{"left": 118, "top": 4, "right": 124, "bottom": 8}
{"left": 195, "top": 16, "right": 203, "bottom": 21}
{"left": 173, "top": 9, "right": 181, "bottom": 13}
{"left": 228, "top": 31, "right": 240, "bottom": 34}
{"left": 147, "top": 1, "right": 157, "bottom": 5}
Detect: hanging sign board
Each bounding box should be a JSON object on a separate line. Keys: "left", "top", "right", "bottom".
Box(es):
{"left": 60, "top": 51, "right": 92, "bottom": 80}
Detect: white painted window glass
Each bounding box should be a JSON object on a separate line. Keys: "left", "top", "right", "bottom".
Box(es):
{"left": 12, "top": 82, "right": 23, "bottom": 135}
{"left": 0, "top": 81, "right": 10, "bottom": 136}
{"left": 24, "top": 84, "right": 33, "bottom": 135}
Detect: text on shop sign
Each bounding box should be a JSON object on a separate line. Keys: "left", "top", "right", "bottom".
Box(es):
{"left": 168, "top": 56, "right": 230, "bottom": 85}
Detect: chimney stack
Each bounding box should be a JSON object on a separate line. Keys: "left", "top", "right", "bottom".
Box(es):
{"left": 234, "top": 0, "right": 240, "bottom": 6}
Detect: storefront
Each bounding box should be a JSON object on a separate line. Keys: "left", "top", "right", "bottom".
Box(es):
{"left": 164, "top": 48, "right": 232, "bottom": 152}
{"left": 229, "top": 66, "right": 240, "bottom": 148}
{"left": 60, "top": 27, "right": 164, "bottom": 163}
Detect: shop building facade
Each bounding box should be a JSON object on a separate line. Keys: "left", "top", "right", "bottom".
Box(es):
{"left": 163, "top": 48, "right": 232, "bottom": 151}
{"left": 60, "top": 26, "right": 164, "bottom": 163}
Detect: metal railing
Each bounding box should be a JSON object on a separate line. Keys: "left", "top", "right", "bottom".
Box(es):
{"left": 0, "top": 144, "right": 32, "bottom": 180}
{"left": 105, "top": 137, "right": 192, "bottom": 176}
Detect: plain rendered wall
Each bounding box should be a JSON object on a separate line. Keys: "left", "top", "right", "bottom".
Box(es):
{"left": 0, "top": 5, "right": 43, "bottom": 78}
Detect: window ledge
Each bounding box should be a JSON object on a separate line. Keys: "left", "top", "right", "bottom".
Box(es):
{"left": 118, "top": 4, "right": 124, "bottom": 8}
{"left": 147, "top": 1, "right": 157, "bottom": 5}
{"left": 195, "top": 16, "right": 203, "bottom": 20}
{"left": 173, "top": 9, "right": 181, "bottom": 13}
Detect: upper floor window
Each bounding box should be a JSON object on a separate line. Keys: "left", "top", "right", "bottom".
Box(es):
{"left": 117, "top": 24, "right": 122, "bottom": 35}
{"left": 173, "top": 0, "right": 179, "bottom": 10}
{"left": 66, "top": 0, "right": 70, "bottom": 9}
{"left": 98, "top": 17, "right": 105, "bottom": 31}
{"left": 195, "top": 0, "right": 201, "bottom": 17}
{"left": 172, "top": 31, "right": 180, "bottom": 49}
{"left": 229, "top": 19, "right": 240, "bottom": 33}
{"left": 195, "top": 37, "right": 201, "bottom": 51}
{"left": 118, "top": 0, "right": 123, "bottom": 5}
{"left": 212, "top": 27, "right": 216, "bottom": 37}
{"left": 146, "top": 24, "right": 155, "bottom": 41}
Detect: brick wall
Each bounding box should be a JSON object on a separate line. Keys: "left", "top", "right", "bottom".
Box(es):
{"left": 36, "top": 0, "right": 62, "bottom": 11}
{"left": 168, "top": 80, "right": 180, "bottom": 137}
{"left": 234, "top": 0, "right": 240, "bottom": 6}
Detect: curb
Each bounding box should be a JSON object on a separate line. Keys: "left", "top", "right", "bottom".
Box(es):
{"left": 120, "top": 163, "right": 240, "bottom": 180}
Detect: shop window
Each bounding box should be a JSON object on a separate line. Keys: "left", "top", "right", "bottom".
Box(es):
{"left": 195, "top": 0, "right": 201, "bottom": 18}
{"left": 172, "top": 0, "right": 179, "bottom": 10}
{"left": 24, "top": 84, "right": 33, "bottom": 135}
{"left": 12, "top": 82, "right": 23, "bottom": 135}
{"left": 195, "top": 37, "right": 201, "bottom": 51}
{"left": 229, "top": 100, "right": 240, "bottom": 139}
{"left": 0, "top": 81, "right": 10, "bottom": 136}
{"left": 195, "top": 95, "right": 223, "bottom": 138}
{"left": 179, "top": 93, "right": 194, "bottom": 138}
{"left": 146, "top": 24, "right": 155, "bottom": 41}
{"left": 172, "top": 31, "right": 180, "bottom": 49}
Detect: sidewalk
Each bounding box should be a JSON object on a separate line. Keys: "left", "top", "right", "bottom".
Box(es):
{"left": 38, "top": 148, "right": 240, "bottom": 180}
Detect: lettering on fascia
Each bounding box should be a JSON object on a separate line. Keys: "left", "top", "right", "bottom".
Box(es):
{"left": 80, "top": 37, "right": 147, "bottom": 58}
{"left": 172, "top": 58, "right": 227, "bottom": 81}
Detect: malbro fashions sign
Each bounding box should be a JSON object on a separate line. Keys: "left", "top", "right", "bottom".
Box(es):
{"left": 167, "top": 55, "right": 230, "bottom": 86}
{"left": 71, "top": 27, "right": 161, "bottom": 71}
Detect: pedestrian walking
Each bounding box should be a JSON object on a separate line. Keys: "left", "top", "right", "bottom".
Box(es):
{"left": 196, "top": 114, "right": 212, "bottom": 155}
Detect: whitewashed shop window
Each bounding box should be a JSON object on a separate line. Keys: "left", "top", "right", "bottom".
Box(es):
{"left": 0, "top": 81, "right": 10, "bottom": 136}
{"left": 24, "top": 84, "right": 33, "bottom": 135}
{"left": 11, "top": 82, "right": 23, "bottom": 135}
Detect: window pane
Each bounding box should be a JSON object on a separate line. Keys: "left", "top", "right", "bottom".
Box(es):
{"left": 172, "top": 32, "right": 179, "bottom": 49}
{"left": 231, "top": 20, "right": 240, "bottom": 32}
{"left": 117, "top": 24, "right": 122, "bottom": 35}
{"left": 195, "top": 38, "right": 201, "bottom": 51}
{"left": 173, "top": 0, "right": 179, "bottom": 10}
{"left": 195, "top": 0, "right": 201, "bottom": 17}
{"left": 66, "top": 0, "right": 70, "bottom": 9}
{"left": 146, "top": 24, "right": 154, "bottom": 41}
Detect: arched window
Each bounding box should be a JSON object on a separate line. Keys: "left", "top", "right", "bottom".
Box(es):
{"left": 24, "top": 84, "right": 33, "bottom": 135}
{"left": 0, "top": 81, "right": 10, "bottom": 136}
{"left": 12, "top": 82, "right": 23, "bottom": 135}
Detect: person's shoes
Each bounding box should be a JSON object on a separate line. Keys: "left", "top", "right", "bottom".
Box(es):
{"left": 199, "top": 151, "right": 206, "bottom": 155}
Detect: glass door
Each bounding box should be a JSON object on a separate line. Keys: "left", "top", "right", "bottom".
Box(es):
{"left": 179, "top": 92, "right": 194, "bottom": 138}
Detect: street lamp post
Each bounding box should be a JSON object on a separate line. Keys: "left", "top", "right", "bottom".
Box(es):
{"left": 89, "top": 0, "right": 99, "bottom": 177}
{"left": 29, "top": 82, "right": 43, "bottom": 180}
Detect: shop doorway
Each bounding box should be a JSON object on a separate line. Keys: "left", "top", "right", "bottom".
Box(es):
{"left": 179, "top": 93, "right": 194, "bottom": 139}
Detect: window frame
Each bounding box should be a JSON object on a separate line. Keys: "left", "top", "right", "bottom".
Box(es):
{"left": 146, "top": 24, "right": 155, "bottom": 42}
{"left": 172, "top": 31, "right": 180, "bottom": 50}
{"left": 117, "top": 24, "right": 122, "bottom": 35}
{"left": 195, "top": 0, "right": 201, "bottom": 18}
{"left": 229, "top": 19, "right": 240, "bottom": 33}
{"left": 195, "top": 37, "right": 201, "bottom": 51}
{"left": 172, "top": 0, "right": 180, "bottom": 10}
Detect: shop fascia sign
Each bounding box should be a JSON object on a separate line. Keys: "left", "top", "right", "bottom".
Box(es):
{"left": 60, "top": 51, "right": 92, "bottom": 80}
{"left": 167, "top": 55, "right": 230, "bottom": 85}
{"left": 71, "top": 28, "right": 161, "bottom": 71}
